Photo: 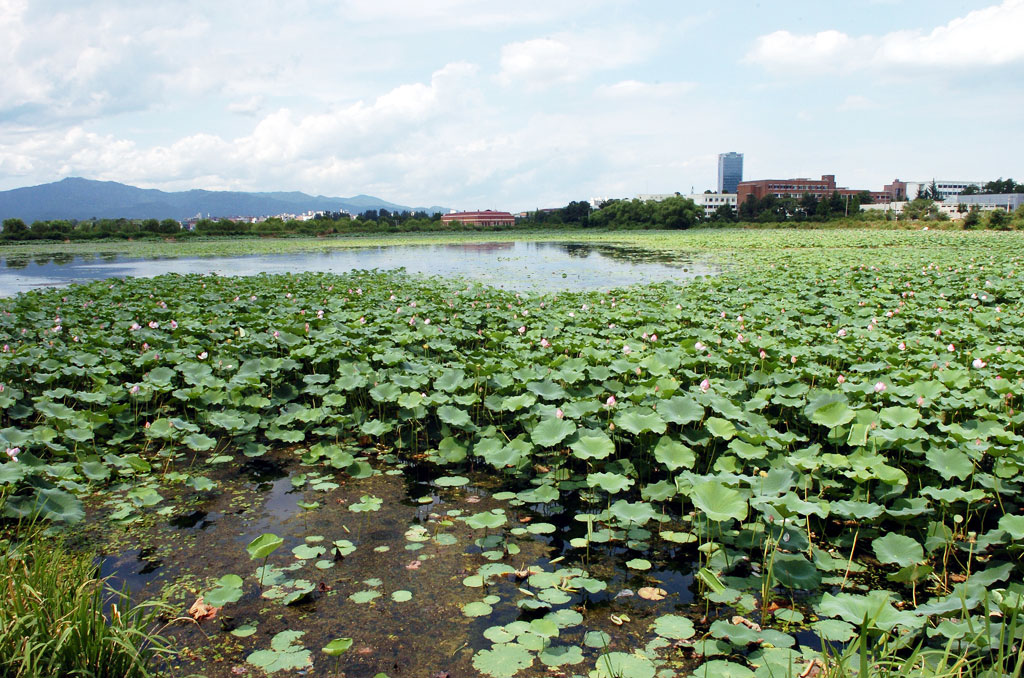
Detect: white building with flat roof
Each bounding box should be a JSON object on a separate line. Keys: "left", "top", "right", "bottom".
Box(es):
{"left": 903, "top": 180, "right": 985, "bottom": 200}
{"left": 635, "top": 192, "right": 737, "bottom": 218}
{"left": 949, "top": 193, "right": 1023, "bottom": 211}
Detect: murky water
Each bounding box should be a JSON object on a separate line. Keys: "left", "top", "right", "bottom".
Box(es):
{"left": 79, "top": 440, "right": 848, "bottom": 677}
{"left": 0, "top": 241, "right": 720, "bottom": 296}
{"left": 85, "top": 448, "right": 715, "bottom": 677}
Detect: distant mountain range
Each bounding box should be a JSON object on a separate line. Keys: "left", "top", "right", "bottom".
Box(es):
{"left": 0, "top": 177, "right": 449, "bottom": 222}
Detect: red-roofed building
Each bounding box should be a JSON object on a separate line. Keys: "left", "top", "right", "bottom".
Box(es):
{"left": 440, "top": 210, "right": 515, "bottom": 227}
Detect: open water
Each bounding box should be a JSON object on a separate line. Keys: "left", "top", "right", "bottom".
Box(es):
{"left": 0, "top": 241, "right": 719, "bottom": 296}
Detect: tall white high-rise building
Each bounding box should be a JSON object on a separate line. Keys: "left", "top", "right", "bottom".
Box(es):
{"left": 717, "top": 152, "right": 743, "bottom": 194}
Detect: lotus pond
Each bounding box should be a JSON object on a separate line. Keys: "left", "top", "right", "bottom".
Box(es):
{"left": 2, "top": 229, "right": 1024, "bottom": 677}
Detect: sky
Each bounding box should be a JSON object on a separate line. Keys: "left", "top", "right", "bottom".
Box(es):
{"left": 1, "top": 0, "right": 1022, "bottom": 212}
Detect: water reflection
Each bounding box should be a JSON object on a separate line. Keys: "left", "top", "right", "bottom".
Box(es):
{"left": 0, "top": 241, "right": 720, "bottom": 296}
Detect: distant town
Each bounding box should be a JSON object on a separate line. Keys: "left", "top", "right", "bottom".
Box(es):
{"left": 448, "top": 152, "right": 1023, "bottom": 228}
{"left": 1, "top": 154, "right": 1022, "bottom": 240}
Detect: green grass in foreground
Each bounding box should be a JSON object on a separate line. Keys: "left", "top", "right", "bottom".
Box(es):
{"left": 0, "top": 524, "right": 172, "bottom": 678}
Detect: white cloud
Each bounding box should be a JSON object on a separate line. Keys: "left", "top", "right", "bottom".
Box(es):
{"left": 746, "top": 0, "right": 1024, "bottom": 74}
{"left": 0, "top": 63, "right": 492, "bottom": 198}
{"left": 595, "top": 80, "right": 696, "bottom": 99}
{"left": 338, "top": 0, "right": 581, "bottom": 30}
{"left": 498, "top": 30, "right": 657, "bottom": 89}
{"left": 837, "top": 95, "right": 879, "bottom": 112}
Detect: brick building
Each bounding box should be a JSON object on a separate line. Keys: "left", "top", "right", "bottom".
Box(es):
{"left": 737, "top": 175, "right": 892, "bottom": 205}
{"left": 440, "top": 210, "right": 515, "bottom": 227}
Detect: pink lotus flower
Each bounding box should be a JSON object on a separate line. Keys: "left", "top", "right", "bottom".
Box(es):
{"left": 699, "top": 378, "right": 710, "bottom": 392}
{"left": 917, "top": 396, "right": 925, "bottom": 406}
{"left": 972, "top": 358, "right": 986, "bottom": 369}
{"left": 759, "top": 349, "right": 767, "bottom": 360}
{"left": 790, "top": 356, "right": 798, "bottom": 364}
{"left": 170, "top": 320, "right": 178, "bottom": 329}
{"left": 605, "top": 395, "right": 617, "bottom": 408}
{"left": 947, "top": 343, "right": 955, "bottom": 352}
{"left": 272, "top": 330, "right": 280, "bottom": 338}
{"left": 736, "top": 334, "right": 745, "bottom": 343}
{"left": 837, "top": 329, "right": 846, "bottom": 337}
{"left": 540, "top": 338, "right": 550, "bottom": 348}
{"left": 518, "top": 326, "right": 526, "bottom": 335}
{"left": 555, "top": 408, "right": 564, "bottom": 420}
{"left": 694, "top": 341, "right": 705, "bottom": 351}
{"left": 130, "top": 384, "right": 140, "bottom": 394}
{"left": 874, "top": 382, "right": 887, "bottom": 393}
{"left": 359, "top": 317, "right": 366, "bottom": 324}
{"left": 650, "top": 334, "right": 658, "bottom": 342}
{"left": 837, "top": 375, "right": 846, "bottom": 384}
{"left": 935, "top": 329, "right": 942, "bottom": 336}
{"left": 898, "top": 342, "right": 906, "bottom": 351}
{"left": 317, "top": 310, "right": 324, "bottom": 319}
{"left": 622, "top": 344, "right": 632, "bottom": 355}
{"left": 198, "top": 351, "right": 208, "bottom": 360}
{"left": 5, "top": 447, "right": 19, "bottom": 462}
{"left": 130, "top": 323, "right": 141, "bottom": 331}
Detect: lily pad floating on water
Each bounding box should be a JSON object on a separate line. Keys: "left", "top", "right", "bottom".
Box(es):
{"left": 472, "top": 643, "right": 534, "bottom": 677}
{"left": 463, "top": 601, "right": 494, "bottom": 617}
{"left": 391, "top": 590, "right": 412, "bottom": 602}
{"left": 203, "top": 574, "right": 244, "bottom": 607}
{"left": 652, "top": 614, "right": 696, "bottom": 640}
{"left": 434, "top": 475, "right": 470, "bottom": 487}
{"left": 247, "top": 630, "right": 312, "bottom": 673}
{"left": 350, "top": 590, "right": 381, "bottom": 604}
{"left": 692, "top": 659, "right": 754, "bottom": 678}
{"left": 593, "top": 652, "right": 656, "bottom": 678}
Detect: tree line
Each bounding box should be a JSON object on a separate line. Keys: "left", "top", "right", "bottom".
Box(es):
{"left": 4, "top": 189, "right": 1023, "bottom": 242}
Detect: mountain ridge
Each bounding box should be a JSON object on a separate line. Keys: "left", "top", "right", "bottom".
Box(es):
{"left": 0, "top": 177, "right": 449, "bottom": 222}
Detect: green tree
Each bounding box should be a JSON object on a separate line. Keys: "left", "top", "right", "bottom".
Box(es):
{"left": 962, "top": 206, "right": 982, "bottom": 229}
{"left": 709, "top": 203, "right": 735, "bottom": 223}
{"left": 654, "top": 196, "right": 700, "bottom": 229}
{"left": 738, "top": 195, "right": 757, "bottom": 220}
{"left": 2, "top": 218, "right": 28, "bottom": 238}
{"left": 987, "top": 209, "right": 1010, "bottom": 230}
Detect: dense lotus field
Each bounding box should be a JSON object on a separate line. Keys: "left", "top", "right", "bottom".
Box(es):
{"left": 2, "top": 231, "right": 1024, "bottom": 677}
